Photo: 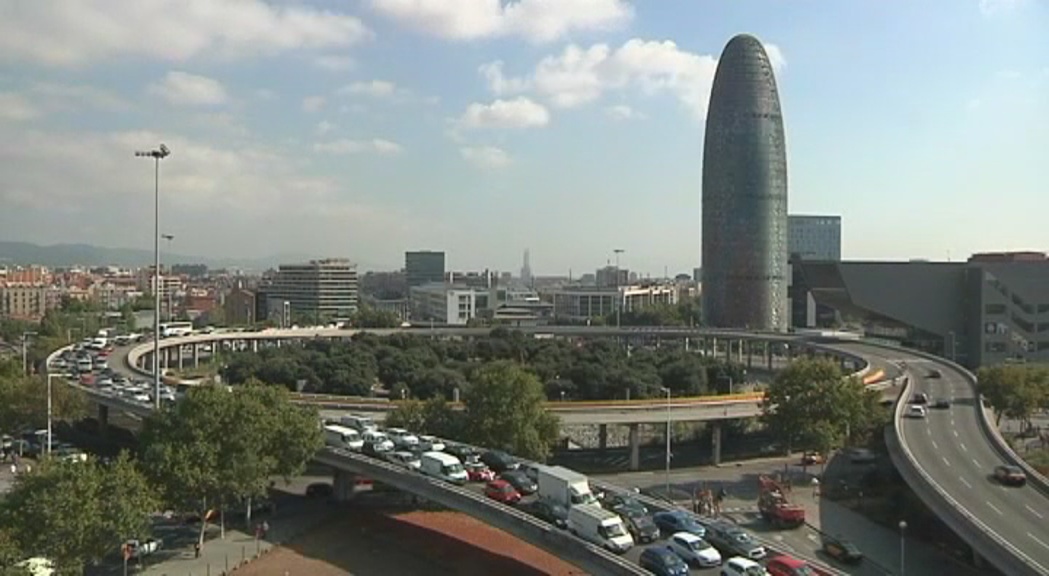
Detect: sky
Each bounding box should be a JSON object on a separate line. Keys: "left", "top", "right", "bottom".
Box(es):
{"left": 0, "top": 0, "right": 1046, "bottom": 275}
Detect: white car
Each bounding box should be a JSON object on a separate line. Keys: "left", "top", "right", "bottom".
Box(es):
{"left": 720, "top": 556, "right": 769, "bottom": 576}
{"left": 668, "top": 532, "right": 722, "bottom": 568}
{"left": 907, "top": 405, "right": 928, "bottom": 419}
{"left": 386, "top": 450, "right": 422, "bottom": 471}
{"left": 385, "top": 428, "right": 419, "bottom": 448}
{"left": 362, "top": 431, "right": 394, "bottom": 452}
{"left": 418, "top": 435, "right": 445, "bottom": 452}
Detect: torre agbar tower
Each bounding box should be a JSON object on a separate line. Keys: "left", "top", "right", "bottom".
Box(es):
{"left": 701, "top": 34, "right": 789, "bottom": 332}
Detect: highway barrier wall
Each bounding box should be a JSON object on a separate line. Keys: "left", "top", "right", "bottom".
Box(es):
{"left": 314, "top": 449, "right": 649, "bottom": 576}
{"left": 885, "top": 367, "right": 1046, "bottom": 576}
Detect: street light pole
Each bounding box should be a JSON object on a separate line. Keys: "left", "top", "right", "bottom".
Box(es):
{"left": 898, "top": 520, "right": 907, "bottom": 576}
{"left": 135, "top": 144, "right": 171, "bottom": 411}
{"left": 661, "top": 386, "right": 671, "bottom": 495}
{"left": 613, "top": 248, "right": 625, "bottom": 328}
{"left": 46, "top": 374, "right": 59, "bottom": 457}
{"left": 21, "top": 331, "right": 37, "bottom": 375}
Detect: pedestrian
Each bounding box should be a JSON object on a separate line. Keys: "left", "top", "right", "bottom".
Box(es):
{"left": 261, "top": 520, "right": 270, "bottom": 539}
{"left": 194, "top": 542, "right": 201, "bottom": 558}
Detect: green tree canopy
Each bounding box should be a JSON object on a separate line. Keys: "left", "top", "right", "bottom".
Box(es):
{"left": 0, "top": 453, "right": 157, "bottom": 574}
{"left": 761, "top": 358, "right": 884, "bottom": 454}
{"left": 0, "top": 368, "right": 87, "bottom": 434}
{"left": 384, "top": 397, "right": 464, "bottom": 441}
{"left": 461, "top": 361, "right": 559, "bottom": 461}
{"left": 138, "top": 381, "right": 322, "bottom": 547}
{"left": 350, "top": 306, "right": 401, "bottom": 328}
{"left": 977, "top": 364, "right": 1049, "bottom": 427}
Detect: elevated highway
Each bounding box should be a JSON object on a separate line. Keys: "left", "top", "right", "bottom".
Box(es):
{"left": 53, "top": 326, "right": 1049, "bottom": 574}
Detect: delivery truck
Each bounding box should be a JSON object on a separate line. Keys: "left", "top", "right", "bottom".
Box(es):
{"left": 537, "top": 465, "right": 597, "bottom": 509}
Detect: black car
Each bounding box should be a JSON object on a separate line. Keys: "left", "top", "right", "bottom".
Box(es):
{"left": 638, "top": 546, "right": 689, "bottom": 576}
{"left": 602, "top": 493, "right": 648, "bottom": 516}
{"left": 927, "top": 369, "right": 942, "bottom": 379}
{"left": 499, "top": 470, "right": 537, "bottom": 495}
{"left": 909, "top": 392, "right": 929, "bottom": 405}
{"left": 620, "top": 510, "right": 659, "bottom": 543}
{"left": 362, "top": 441, "right": 391, "bottom": 458}
{"left": 930, "top": 398, "right": 951, "bottom": 409}
{"left": 822, "top": 535, "right": 863, "bottom": 564}
{"left": 520, "top": 499, "right": 567, "bottom": 528}
{"left": 305, "top": 482, "right": 334, "bottom": 499}
{"left": 480, "top": 450, "right": 518, "bottom": 473}
{"left": 444, "top": 443, "right": 478, "bottom": 463}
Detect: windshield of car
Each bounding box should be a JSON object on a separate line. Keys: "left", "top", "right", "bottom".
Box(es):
{"left": 732, "top": 531, "right": 753, "bottom": 544}
{"left": 444, "top": 463, "right": 464, "bottom": 475}
{"left": 661, "top": 553, "right": 681, "bottom": 566}
{"left": 690, "top": 539, "right": 711, "bottom": 551}
{"left": 600, "top": 523, "right": 628, "bottom": 538}
{"left": 794, "top": 565, "right": 817, "bottom": 576}
{"left": 743, "top": 567, "right": 766, "bottom": 576}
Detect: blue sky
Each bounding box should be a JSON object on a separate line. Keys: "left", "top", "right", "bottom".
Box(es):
{"left": 0, "top": 0, "right": 1046, "bottom": 274}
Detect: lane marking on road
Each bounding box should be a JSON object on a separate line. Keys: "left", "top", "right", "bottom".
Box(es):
{"left": 926, "top": 427, "right": 932, "bottom": 436}
{"left": 931, "top": 440, "right": 939, "bottom": 450}
{"left": 1025, "top": 504, "right": 1044, "bottom": 519}
{"left": 959, "top": 443, "right": 967, "bottom": 452}
{"left": 1029, "top": 532, "right": 1049, "bottom": 551}
{"left": 972, "top": 458, "right": 981, "bottom": 467}
{"left": 952, "top": 430, "right": 959, "bottom": 438}
{"left": 942, "top": 456, "right": 951, "bottom": 467}
{"left": 986, "top": 502, "right": 1003, "bottom": 515}
{"left": 951, "top": 419, "right": 956, "bottom": 427}
{"left": 959, "top": 477, "right": 972, "bottom": 489}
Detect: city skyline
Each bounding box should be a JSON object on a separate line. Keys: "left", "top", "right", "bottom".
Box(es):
{"left": 0, "top": 1, "right": 1046, "bottom": 274}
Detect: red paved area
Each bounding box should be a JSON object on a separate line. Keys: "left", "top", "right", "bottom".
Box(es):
{"left": 234, "top": 509, "right": 587, "bottom": 576}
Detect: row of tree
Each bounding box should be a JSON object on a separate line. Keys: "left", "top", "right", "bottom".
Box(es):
{"left": 220, "top": 328, "right": 744, "bottom": 401}
{"left": 977, "top": 364, "right": 1049, "bottom": 428}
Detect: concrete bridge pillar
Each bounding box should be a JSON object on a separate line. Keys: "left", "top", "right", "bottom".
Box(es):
{"left": 746, "top": 341, "right": 754, "bottom": 369}
{"left": 97, "top": 404, "right": 109, "bottom": 437}
{"left": 737, "top": 340, "right": 745, "bottom": 364}
{"left": 252, "top": 340, "right": 258, "bottom": 353}
{"left": 628, "top": 424, "right": 640, "bottom": 471}
{"left": 710, "top": 338, "right": 718, "bottom": 360}
{"left": 598, "top": 424, "right": 608, "bottom": 450}
{"left": 163, "top": 347, "right": 171, "bottom": 372}
{"left": 333, "top": 469, "right": 359, "bottom": 502}
{"left": 684, "top": 337, "right": 690, "bottom": 352}
{"left": 176, "top": 345, "right": 184, "bottom": 370}
{"left": 192, "top": 344, "right": 200, "bottom": 368}
{"left": 711, "top": 423, "right": 723, "bottom": 466}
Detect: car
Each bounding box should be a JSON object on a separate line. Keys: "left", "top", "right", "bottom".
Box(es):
{"left": 384, "top": 427, "right": 419, "bottom": 448}
{"left": 765, "top": 554, "right": 818, "bottom": 576}
{"left": 909, "top": 392, "right": 929, "bottom": 405}
{"left": 362, "top": 441, "right": 391, "bottom": 458}
{"left": 907, "top": 405, "right": 928, "bottom": 419}
{"left": 639, "top": 546, "right": 690, "bottom": 576}
{"left": 620, "top": 509, "right": 660, "bottom": 543}
{"left": 305, "top": 483, "right": 333, "bottom": 499}
{"left": 520, "top": 462, "right": 541, "bottom": 482}
{"left": 821, "top": 535, "right": 863, "bottom": 564}
{"left": 465, "top": 461, "right": 495, "bottom": 482}
{"left": 417, "top": 435, "right": 445, "bottom": 452}
{"left": 602, "top": 493, "right": 649, "bottom": 516}
{"left": 927, "top": 369, "right": 942, "bottom": 379}
{"left": 484, "top": 479, "right": 521, "bottom": 505}
{"left": 520, "top": 499, "right": 568, "bottom": 528}
{"left": 480, "top": 450, "right": 518, "bottom": 473}
{"left": 667, "top": 531, "right": 722, "bottom": 568}
{"left": 993, "top": 464, "right": 1027, "bottom": 486}
{"left": 385, "top": 450, "right": 422, "bottom": 471}
{"left": 800, "top": 451, "right": 824, "bottom": 466}
{"left": 930, "top": 398, "right": 951, "bottom": 409}
{"left": 444, "top": 443, "right": 479, "bottom": 463}
{"left": 652, "top": 510, "right": 706, "bottom": 538}
{"left": 499, "top": 469, "right": 538, "bottom": 495}
{"left": 720, "top": 556, "right": 769, "bottom": 576}
{"left": 704, "top": 522, "right": 766, "bottom": 561}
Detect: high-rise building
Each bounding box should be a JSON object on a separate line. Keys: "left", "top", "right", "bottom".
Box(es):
{"left": 702, "top": 34, "right": 789, "bottom": 331}
{"left": 520, "top": 249, "right": 533, "bottom": 285}
{"left": 405, "top": 251, "right": 445, "bottom": 287}
{"left": 260, "top": 258, "right": 358, "bottom": 321}
{"left": 789, "top": 215, "right": 842, "bottom": 261}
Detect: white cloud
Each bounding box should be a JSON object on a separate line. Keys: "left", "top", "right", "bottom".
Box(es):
{"left": 315, "top": 121, "right": 337, "bottom": 136}
{"left": 370, "top": 0, "right": 633, "bottom": 43}
{"left": 339, "top": 80, "right": 399, "bottom": 98}
{"left": 604, "top": 104, "right": 641, "bottom": 120}
{"left": 314, "top": 55, "right": 356, "bottom": 71}
{"left": 148, "top": 71, "right": 228, "bottom": 106}
{"left": 479, "top": 38, "right": 784, "bottom": 120}
{"left": 459, "top": 97, "right": 550, "bottom": 129}
{"left": 29, "top": 82, "right": 129, "bottom": 111}
{"left": 461, "top": 145, "right": 512, "bottom": 169}
{"left": 0, "top": 0, "right": 374, "bottom": 67}
{"left": 302, "top": 96, "right": 327, "bottom": 113}
{"left": 0, "top": 93, "right": 40, "bottom": 122}
{"left": 314, "top": 138, "right": 403, "bottom": 155}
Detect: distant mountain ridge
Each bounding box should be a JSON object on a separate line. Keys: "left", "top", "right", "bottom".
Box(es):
{"left": 0, "top": 241, "right": 385, "bottom": 271}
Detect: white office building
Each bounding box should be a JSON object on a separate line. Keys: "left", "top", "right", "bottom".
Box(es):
{"left": 410, "top": 283, "right": 477, "bottom": 325}
{"left": 543, "top": 284, "right": 679, "bottom": 323}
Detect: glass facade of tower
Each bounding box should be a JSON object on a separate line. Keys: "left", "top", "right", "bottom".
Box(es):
{"left": 702, "top": 34, "right": 789, "bottom": 331}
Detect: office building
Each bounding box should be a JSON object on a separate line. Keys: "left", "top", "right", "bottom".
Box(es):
{"left": 702, "top": 34, "right": 789, "bottom": 331}
{"left": 595, "top": 266, "right": 629, "bottom": 289}
{"left": 259, "top": 258, "right": 358, "bottom": 321}
{"left": 793, "top": 252, "right": 1049, "bottom": 367}
{"left": 543, "top": 284, "right": 678, "bottom": 323}
{"left": 789, "top": 215, "right": 842, "bottom": 261}
{"left": 405, "top": 251, "right": 445, "bottom": 287}
{"left": 410, "top": 283, "right": 477, "bottom": 325}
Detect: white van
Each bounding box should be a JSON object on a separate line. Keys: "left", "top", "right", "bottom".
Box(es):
{"left": 323, "top": 425, "right": 364, "bottom": 451}
{"left": 567, "top": 504, "right": 634, "bottom": 553}
{"left": 419, "top": 451, "right": 468, "bottom": 485}
{"left": 340, "top": 414, "right": 377, "bottom": 433}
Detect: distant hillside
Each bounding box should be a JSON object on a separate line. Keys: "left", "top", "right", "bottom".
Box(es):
{"left": 0, "top": 241, "right": 389, "bottom": 272}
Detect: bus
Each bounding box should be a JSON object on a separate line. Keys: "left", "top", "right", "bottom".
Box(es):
{"left": 158, "top": 322, "right": 194, "bottom": 338}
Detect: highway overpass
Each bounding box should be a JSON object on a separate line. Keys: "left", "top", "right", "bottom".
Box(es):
{"left": 51, "top": 327, "right": 1049, "bottom": 575}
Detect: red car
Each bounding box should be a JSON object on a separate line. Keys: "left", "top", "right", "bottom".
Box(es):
{"left": 466, "top": 462, "right": 495, "bottom": 483}
{"left": 766, "top": 555, "right": 818, "bottom": 576}
{"left": 484, "top": 479, "right": 521, "bottom": 505}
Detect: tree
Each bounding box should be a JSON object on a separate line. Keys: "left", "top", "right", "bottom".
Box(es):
{"left": 138, "top": 382, "right": 322, "bottom": 548}
{"left": 0, "top": 529, "right": 29, "bottom": 576}
{"left": 978, "top": 364, "right": 1049, "bottom": 428}
{"left": 1, "top": 453, "right": 157, "bottom": 574}
{"left": 119, "top": 303, "right": 137, "bottom": 331}
{"left": 761, "top": 358, "right": 883, "bottom": 454}
{"left": 350, "top": 306, "right": 400, "bottom": 328}
{"left": 460, "top": 361, "right": 560, "bottom": 461}
{"left": 384, "top": 399, "right": 427, "bottom": 431}
{"left": 385, "top": 397, "right": 464, "bottom": 441}
{"left": 0, "top": 370, "right": 87, "bottom": 434}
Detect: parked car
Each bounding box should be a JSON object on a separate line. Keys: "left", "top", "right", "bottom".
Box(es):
{"left": 993, "top": 464, "right": 1027, "bottom": 487}
{"left": 821, "top": 535, "right": 863, "bottom": 564}
{"left": 652, "top": 510, "right": 706, "bottom": 538}
{"left": 638, "top": 546, "right": 689, "bottom": 576}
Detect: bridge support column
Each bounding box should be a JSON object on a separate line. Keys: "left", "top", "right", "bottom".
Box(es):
{"left": 746, "top": 341, "right": 754, "bottom": 369}
{"left": 766, "top": 343, "right": 774, "bottom": 370}
{"left": 628, "top": 424, "right": 640, "bottom": 471}
{"left": 333, "top": 469, "right": 359, "bottom": 502}
{"left": 737, "top": 340, "right": 745, "bottom": 364}
{"left": 684, "top": 337, "right": 689, "bottom": 352}
{"left": 598, "top": 424, "right": 608, "bottom": 450}
{"left": 710, "top": 338, "right": 718, "bottom": 360}
{"left": 176, "top": 345, "right": 184, "bottom": 370}
{"left": 711, "top": 423, "right": 723, "bottom": 466}
{"left": 252, "top": 340, "right": 258, "bottom": 353}
{"left": 97, "top": 404, "right": 109, "bottom": 437}
{"left": 192, "top": 344, "right": 200, "bottom": 368}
